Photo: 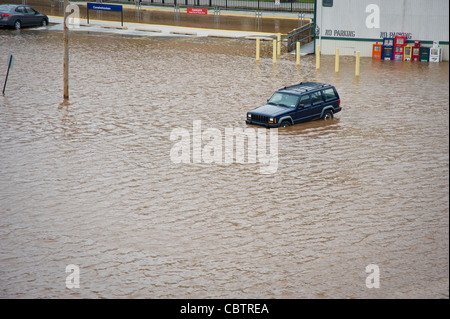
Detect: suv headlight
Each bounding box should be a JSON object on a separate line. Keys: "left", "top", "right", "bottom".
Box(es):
{"left": 247, "top": 114, "right": 252, "bottom": 119}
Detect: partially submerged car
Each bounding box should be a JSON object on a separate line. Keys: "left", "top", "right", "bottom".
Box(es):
{"left": 0, "top": 4, "right": 49, "bottom": 30}
{"left": 246, "top": 82, "right": 341, "bottom": 128}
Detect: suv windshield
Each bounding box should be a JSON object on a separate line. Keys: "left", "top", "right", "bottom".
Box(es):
{"left": 268, "top": 92, "right": 299, "bottom": 108}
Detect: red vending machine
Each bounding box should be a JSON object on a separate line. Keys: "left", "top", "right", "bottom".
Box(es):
{"left": 394, "top": 35, "right": 407, "bottom": 61}
{"left": 412, "top": 41, "right": 421, "bottom": 61}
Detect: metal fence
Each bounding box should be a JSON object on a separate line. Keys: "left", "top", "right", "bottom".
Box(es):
{"left": 105, "top": 0, "right": 315, "bottom": 13}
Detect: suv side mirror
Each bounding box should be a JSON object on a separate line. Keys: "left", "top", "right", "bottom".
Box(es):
{"left": 298, "top": 104, "right": 305, "bottom": 109}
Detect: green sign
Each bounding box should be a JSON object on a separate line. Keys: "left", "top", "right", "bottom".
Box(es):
{"left": 323, "top": 0, "right": 333, "bottom": 7}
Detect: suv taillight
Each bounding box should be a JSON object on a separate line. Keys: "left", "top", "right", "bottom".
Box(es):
{"left": 339, "top": 99, "right": 341, "bottom": 106}
{"left": 1, "top": 13, "right": 11, "bottom": 17}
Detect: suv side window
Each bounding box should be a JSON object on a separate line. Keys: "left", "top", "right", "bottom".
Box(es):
{"left": 299, "top": 94, "right": 311, "bottom": 107}
{"left": 323, "top": 88, "right": 337, "bottom": 100}
{"left": 311, "top": 91, "right": 323, "bottom": 105}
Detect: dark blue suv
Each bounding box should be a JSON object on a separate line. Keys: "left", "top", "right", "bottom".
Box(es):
{"left": 246, "top": 82, "right": 341, "bottom": 128}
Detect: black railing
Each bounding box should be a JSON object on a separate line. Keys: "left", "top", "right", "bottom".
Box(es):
{"left": 106, "top": 0, "right": 315, "bottom": 13}
{"left": 286, "top": 21, "right": 315, "bottom": 51}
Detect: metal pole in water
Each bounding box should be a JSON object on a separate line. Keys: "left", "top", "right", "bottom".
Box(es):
{"left": 296, "top": 42, "right": 300, "bottom": 66}
{"left": 256, "top": 38, "right": 260, "bottom": 62}
{"left": 2, "top": 54, "right": 14, "bottom": 96}
{"left": 63, "top": 0, "right": 69, "bottom": 99}
{"left": 335, "top": 47, "right": 339, "bottom": 73}
{"left": 273, "top": 40, "right": 277, "bottom": 64}
{"left": 355, "top": 51, "right": 360, "bottom": 77}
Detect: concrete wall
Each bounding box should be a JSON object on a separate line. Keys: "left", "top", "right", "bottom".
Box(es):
{"left": 315, "top": 0, "right": 449, "bottom": 61}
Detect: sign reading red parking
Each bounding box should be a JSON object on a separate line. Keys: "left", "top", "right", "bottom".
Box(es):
{"left": 187, "top": 8, "right": 207, "bottom": 15}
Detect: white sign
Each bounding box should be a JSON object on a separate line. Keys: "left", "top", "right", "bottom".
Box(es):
{"left": 319, "top": 0, "right": 449, "bottom": 42}
{"left": 275, "top": 0, "right": 280, "bottom": 5}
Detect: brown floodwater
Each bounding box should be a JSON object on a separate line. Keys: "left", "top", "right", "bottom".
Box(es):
{"left": 0, "top": 25, "right": 448, "bottom": 299}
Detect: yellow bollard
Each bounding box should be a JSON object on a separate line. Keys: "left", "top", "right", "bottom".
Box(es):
{"left": 335, "top": 48, "right": 339, "bottom": 73}
{"left": 296, "top": 42, "right": 300, "bottom": 66}
{"left": 316, "top": 45, "right": 320, "bottom": 70}
{"left": 273, "top": 39, "right": 277, "bottom": 64}
{"left": 355, "top": 51, "right": 360, "bottom": 76}
{"left": 277, "top": 33, "right": 281, "bottom": 56}
{"left": 256, "top": 38, "right": 260, "bottom": 62}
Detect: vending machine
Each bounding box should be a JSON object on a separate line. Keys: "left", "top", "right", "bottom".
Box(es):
{"left": 382, "top": 37, "right": 394, "bottom": 60}
{"left": 404, "top": 45, "right": 412, "bottom": 61}
{"left": 420, "top": 46, "right": 430, "bottom": 62}
{"left": 393, "top": 35, "right": 407, "bottom": 61}
{"left": 412, "top": 41, "right": 421, "bottom": 61}
{"left": 429, "top": 41, "right": 442, "bottom": 62}
{"left": 372, "top": 42, "right": 382, "bottom": 59}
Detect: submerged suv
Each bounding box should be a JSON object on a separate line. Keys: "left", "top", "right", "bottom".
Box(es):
{"left": 246, "top": 82, "right": 341, "bottom": 128}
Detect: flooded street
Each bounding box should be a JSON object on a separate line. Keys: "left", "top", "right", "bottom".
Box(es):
{"left": 2, "top": 0, "right": 303, "bottom": 34}
{"left": 0, "top": 27, "right": 448, "bottom": 299}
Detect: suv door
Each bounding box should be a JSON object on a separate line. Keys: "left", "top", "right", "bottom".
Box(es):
{"left": 310, "top": 90, "right": 325, "bottom": 119}
{"left": 322, "top": 87, "right": 340, "bottom": 110}
{"left": 292, "top": 94, "right": 314, "bottom": 123}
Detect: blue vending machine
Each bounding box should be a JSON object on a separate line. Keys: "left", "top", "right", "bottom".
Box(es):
{"left": 382, "top": 37, "right": 394, "bottom": 60}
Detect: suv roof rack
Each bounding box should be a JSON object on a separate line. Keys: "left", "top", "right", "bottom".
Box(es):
{"left": 280, "top": 82, "right": 332, "bottom": 95}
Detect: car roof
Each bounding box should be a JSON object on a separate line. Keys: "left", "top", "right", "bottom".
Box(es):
{"left": 277, "top": 82, "right": 334, "bottom": 95}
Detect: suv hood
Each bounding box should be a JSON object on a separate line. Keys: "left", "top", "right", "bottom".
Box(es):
{"left": 249, "top": 104, "right": 291, "bottom": 117}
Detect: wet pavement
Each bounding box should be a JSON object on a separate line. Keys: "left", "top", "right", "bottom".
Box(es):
{"left": 45, "top": 15, "right": 284, "bottom": 40}
{"left": 1, "top": 0, "right": 307, "bottom": 34}
{"left": 0, "top": 3, "right": 449, "bottom": 300}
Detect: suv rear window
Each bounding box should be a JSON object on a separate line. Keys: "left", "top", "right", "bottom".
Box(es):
{"left": 323, "top": 88, "right": 337, "bottom": 100}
